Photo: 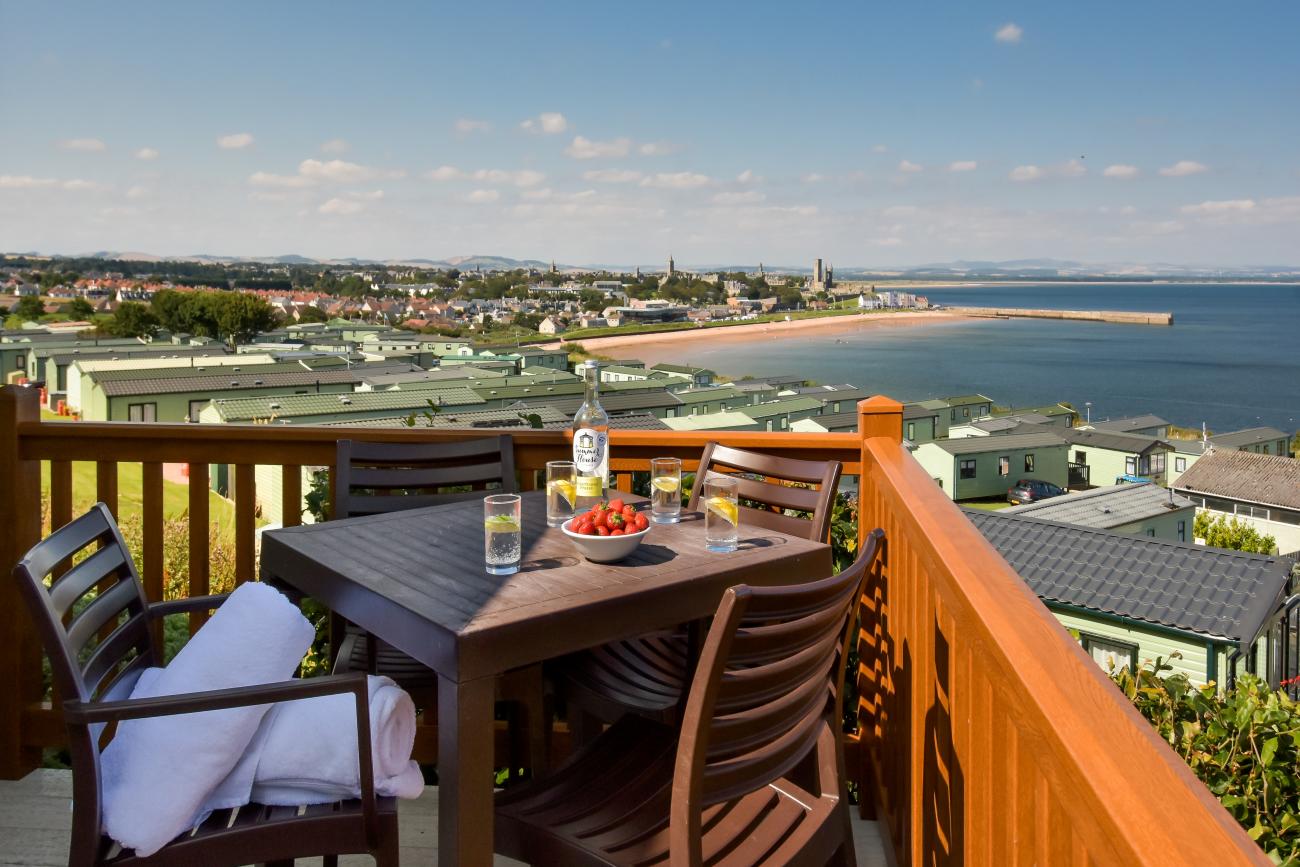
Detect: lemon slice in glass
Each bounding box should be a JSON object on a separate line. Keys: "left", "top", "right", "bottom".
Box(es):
{"left": 484, "top": 515, "right": 521, "bottom": 534}
{"left": 706, "top": 496, "right": 738, "bottom": 526}
{"left": 548, "top": 479, "right": 577, "bottom": 506}
{"left": 651, "top": 476, "right": 680, "bottom": 494}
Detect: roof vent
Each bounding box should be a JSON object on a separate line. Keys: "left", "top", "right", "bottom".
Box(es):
{"left": 254, "top": 380, "right": 263, "bottom": 386}
{"left": 269, "top": 402, "right": 281, "bottom": 410}
{"left": 230, "top": 381, "right": 239, "bottom": 387}
{"left": 340, "top": 396, "right": 352, "bottom": 405}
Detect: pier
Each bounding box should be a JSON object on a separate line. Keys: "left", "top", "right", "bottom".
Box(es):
{"left": 947, "top": 306, "right": 1174, "bottom": 325}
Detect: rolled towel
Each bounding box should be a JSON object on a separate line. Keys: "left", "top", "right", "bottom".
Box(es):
{"left": 100, "top": 582, "right": 315, "bottom": 857}
{"left": 221, "top": 674, "right": 424, "bottom": 806}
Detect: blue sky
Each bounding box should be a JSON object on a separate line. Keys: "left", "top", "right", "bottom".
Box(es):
{"left": 2, "top": 1, "right": 1298, "bottom": 266}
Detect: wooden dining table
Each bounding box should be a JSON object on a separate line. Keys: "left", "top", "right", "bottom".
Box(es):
{"left": 259, "top": 490, "right": 833, "bottom": 867}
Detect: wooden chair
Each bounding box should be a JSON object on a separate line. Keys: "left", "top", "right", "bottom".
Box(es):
{"left": 331, "top": 436, "right": 548, "bottom": 778}
{"left": 554, "top": 443, "right": 843, "bottom": 728}
{"left": 496, "top": 529, "right": 884, "bottom": 866}
{"left": 12, "top": 503, "right": 399, "bottom": 867}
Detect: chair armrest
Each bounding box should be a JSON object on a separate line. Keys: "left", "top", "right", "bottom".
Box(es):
{"left": 62, "top": 672, "right": 367, "bottom": 724}
{"left": 148, "top": 593, "right": 230, "bottom": 618}
{"left": 65, "top": 672, "right": 380, "bottom": 841}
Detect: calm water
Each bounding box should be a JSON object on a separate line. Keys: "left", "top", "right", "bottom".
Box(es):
{"left": 669, "top": 283, "right": 1300, "bottom": 433}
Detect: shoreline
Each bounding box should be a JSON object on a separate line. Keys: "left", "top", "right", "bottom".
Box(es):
{"left": 543, "top": 310, "right": 976, "bottom": 357}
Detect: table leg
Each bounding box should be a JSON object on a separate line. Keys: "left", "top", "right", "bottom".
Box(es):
{"left": 437, "top": 673, "right": 497, "bottom": 867}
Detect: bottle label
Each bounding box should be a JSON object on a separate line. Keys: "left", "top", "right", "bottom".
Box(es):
{"left": 576, "top": 475, "right": 604, "bottom": 498}
{"left": 573, "top": 427, "right": 607, "bottom": 473}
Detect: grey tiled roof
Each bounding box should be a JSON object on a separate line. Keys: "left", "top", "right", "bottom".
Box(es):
{"left": 513, "top": 391, "right": 683, "bottom": 415}
{"left": 965, "top": 509, "right": 1288, "bottom": 646}
{"left": 1091, "top": 414, "right": 1169, "bottom": 433}
{"left": 97, "top": 367, "right": 365, "bottom": 397}
{"left": 540, "top": 412, "right": 668, "bottom": 431}
{"left": 1062, "top": 428, "right": 1171, "bottom": 453}
{"left": 1002, "top": 482, "right": 1194, "bottom": 529}
{"left": 1209, "top": 427, "right": 1290, "bottom": 449}
{"left": 931, "top": 431, "right": 1065, "bottom": 455}
{"left": 1173, "top": 449, "right": 1300, "bottom": 511}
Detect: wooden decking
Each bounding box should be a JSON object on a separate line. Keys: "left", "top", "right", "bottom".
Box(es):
{"left": 0, "top": 770, "right": 889, "bottom": 866}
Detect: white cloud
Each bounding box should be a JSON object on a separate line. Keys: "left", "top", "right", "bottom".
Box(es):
{"left": 299, "top": 158, "right": 383, "bottom": 183}
{"left": 564, "top": 136, "right": 631, "bottom": 159}
{"left": 948, "top": 161, "right": 977, "bottom": 172}
{"left": 0, "top": 175, "right": 59, "bottom": 188}
{"left": 520, "top": 187, "right": 553, "bottom": 200}
{"left": 58, "top": 138, "right": 106, "bottom": 152}
{"left": 639, "top": 172, "right": 711, "bottom": 189}
{"left": 1103, "top": 164, "right": 1139, "bottom": 178}
{"left": 59, "top": 179, "right": 103, "bottom": 191}
{"left": 125, "top": 185, "right": 150, "bottom": 199}
{"left": 638, "top": 141, "right": 680, "bottom": 156}
{"left": 898, "top": 160, "right": 923, "bottom": 173}
{"left": 1059, "top": 159, "right": 1087, "bottom": 177}
{"left": 249, "top": 171, "right": 315, "bottom": 188}
{"left": 1120, "top": 205, "right": 1138, "bottom": 215}
{"left": 466, "top": 189, "right": 500, "bottom": 203}
{"left": 318, "top": 197, "right": 364, "bottom": 215}
{"left": 1181, "top": 199, "right": 1255, "bottom": 216}
{"left": 871, "top": 237, "right": 904, "bottom": 247}
{"left": 217, "top": 132, "right": 255, "bottom": 150}
{"left": 425, "top": 165, "right": 465, "bottom": 182}
{"left": 349, "top": 189, "right": 385, "bottom": 201}
{"left": 520, "top": 112, "right": 568, "bottom": 134}
{"left": 1130, "top": 219, "right": 1185, "bottom": 236}
{"left": 1159, "top": 160, "right": 1208, "bottom": 177}
{"left": 995, "top": 22, "right": 1023, "bottom": 43}
{"left": 468, "top": 168, "right": 546, "bottom": 187}
{"left": 872, "top": 144, "right": 889, "bottom": 153}
{"left": 736, "top": 169, "right": 758, "bottom": 183}
{"left": 454, "top": 118, "right": 492, "bottom": 134}
{"left": 801, "top": 173, "right": 825, "bottom": 183}
{"left": 711, "top": 190, "right": 766, "bottom": 205}
{"left": 1009, "top": 165, "right": 1044, "bottom": 182}
{"left": 134, "top": 147, "right": 159, "bottom": 161}
{"left": 320, "top": 138, "right": 350, "bottom": 154}
{"left": 584, "top": 169, "right": 643, "bottom": 184}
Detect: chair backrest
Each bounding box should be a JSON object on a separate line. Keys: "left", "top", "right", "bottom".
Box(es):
{"left": 686, "top": 442, "right": 842, "bottom": 542}
{"left": 670, "top": 529, "right": 884, "bottom": 862}
{"left": 334, "top": 435, "right": 517, "bottom": 518}
{"left": 13, "top": 502, "right": 159, "bottom": 708}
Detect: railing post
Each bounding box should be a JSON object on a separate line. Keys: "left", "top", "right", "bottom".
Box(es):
{"left": 0, "top": 386, "right": 43, "bottom": 779}
{"left": 857, "top": 396, "right": 903, "bottom": 551}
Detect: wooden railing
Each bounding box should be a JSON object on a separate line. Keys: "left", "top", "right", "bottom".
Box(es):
{"left": 0, "top": 385, "right": 1268, "bottom": 865}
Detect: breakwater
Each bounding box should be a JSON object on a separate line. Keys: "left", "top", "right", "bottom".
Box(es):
{"left": 945, "top": 306, "right": 1173, "bottom": 325}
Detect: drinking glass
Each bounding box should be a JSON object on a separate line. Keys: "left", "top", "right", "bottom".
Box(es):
{"left": 546, "top": 460, "right": 577, "bottom": 527}
{"left": 483, "top": 493, "right": 522, "bottom": 575}
{"left": 703, "top": 476, "right": 739, "bottom": 553}
{"left": 649, "top": 457, "right": 682, "bottom": 524}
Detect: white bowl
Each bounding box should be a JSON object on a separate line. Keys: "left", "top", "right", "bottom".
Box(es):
{"left": 561, "top": 517, "right": 652, "bottom": 563}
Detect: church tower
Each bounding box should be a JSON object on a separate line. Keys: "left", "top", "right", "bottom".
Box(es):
{"left": 667, "top": 254, "right": 675, "bottom": 276}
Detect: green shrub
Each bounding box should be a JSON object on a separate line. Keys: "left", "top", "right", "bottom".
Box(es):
{"left": 1116, "top": 656, "right": 1300, "bottom": 863}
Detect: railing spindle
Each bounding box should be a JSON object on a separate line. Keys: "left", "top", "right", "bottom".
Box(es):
{"left": 142, "top": 462, "right": 165, "bottom": 649}
{"left": 96, "top": 461, "right": 118, "bottom": 518}
{"left": 282, "top": 464, "right": 302, "bottom": 528}
{"left": 187, "top": 462, "right": 210, "bottom": 635}
{"left": 234, "top": 464, "right": 256, "bottom": 586}
{"left": 49, "top": 460, "right": 73, "bottom": 556}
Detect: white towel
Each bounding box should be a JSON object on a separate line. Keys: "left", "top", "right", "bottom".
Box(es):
{"left": 225, "top": 674, "right": 424, "bottom": 806}
{"left": 100, "top": 582, "right": 315, "bottom": 857}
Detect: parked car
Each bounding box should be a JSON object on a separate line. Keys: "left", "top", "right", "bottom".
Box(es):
{"left": 1007, "top": 478, "right": 1065, "bottom": 505}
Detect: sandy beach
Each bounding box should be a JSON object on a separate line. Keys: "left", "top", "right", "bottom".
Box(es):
{"left": 541, "top": 310, "right": 976, "bottom": 363}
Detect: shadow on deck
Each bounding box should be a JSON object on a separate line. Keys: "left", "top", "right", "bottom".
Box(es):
{"left": 0, "top": 770, "right": 889, "bottom": 866}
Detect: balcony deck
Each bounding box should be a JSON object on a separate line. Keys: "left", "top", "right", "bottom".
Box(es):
{"left": 0, "top": 770, "right": 890, "bottom": 866}
{"left": 0, "top": 386, "right": 1273, "bottom": 865}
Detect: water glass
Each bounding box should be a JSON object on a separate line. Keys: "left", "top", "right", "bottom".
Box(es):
{"left": 546, "top": 460, "right": 577, "bottom": 527}
{"left": 483, "top": 493, "right": 522, "bottom": 575}
{"left": 703, "top": 476, "right": 739, "bottom": 553}
{"left": 649, "top": 457, "right": 682, "bottom": 524}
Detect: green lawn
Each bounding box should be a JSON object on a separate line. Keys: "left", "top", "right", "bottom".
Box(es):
{"left": 961, "top": 497, "right": 1013, "bottom": 511}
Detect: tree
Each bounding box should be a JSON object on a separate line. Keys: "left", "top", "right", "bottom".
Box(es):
{"left": 12, "top": 295, "right": 46, "bottom": 321}
{"left": 214, "top": 293, "right": 279, "bottom": 344}
{"left": 63, "top": 297, "right": 95, "bottom": 320}
{"left": 104, "top": 302, "right": 160, "bottom": 338}
{"left": 296, "top": 305, "right": 329, "bottom": 323}
{"left": 1194, "top": 512, "right": 1277, "bottom": 554}
{"left": 578, "top": 289, "right": 606, "bottom": 312}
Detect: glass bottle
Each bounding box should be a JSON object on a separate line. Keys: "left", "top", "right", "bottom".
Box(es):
{"left": 572, "top": 361, "right": 610, "bottom": 510}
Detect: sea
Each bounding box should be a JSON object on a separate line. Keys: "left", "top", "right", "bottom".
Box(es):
{"left": 656, "top": 282, "right": 1300, "bottom": 434}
